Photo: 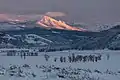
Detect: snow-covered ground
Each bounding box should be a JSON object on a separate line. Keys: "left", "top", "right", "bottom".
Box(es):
{"left": 0, "top": 49, "right": 120, "bottom": 80}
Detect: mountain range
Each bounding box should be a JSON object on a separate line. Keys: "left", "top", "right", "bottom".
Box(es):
{"left": 0, "top": 15, "right": 86, "bottom": 31}
{"left": 0, "top": 16, "right": 120, "bottom": 50}
{"left": 0, "top": 24, "right": 120, "bottom": 50}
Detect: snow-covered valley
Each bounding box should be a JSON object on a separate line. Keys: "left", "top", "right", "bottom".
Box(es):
{"left": 0, "top": 49, "right": 120, "bottom": 80}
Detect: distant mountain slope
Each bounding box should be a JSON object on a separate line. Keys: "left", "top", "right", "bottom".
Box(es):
{"left": 36, "top": 16, "right": 86, "bottom": 31}
{"left": 0, "top": 25, "right": 120, "bottom": 50}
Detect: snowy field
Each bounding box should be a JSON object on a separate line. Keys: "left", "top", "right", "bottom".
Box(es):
{"left": 0, "top": 49, "right": 120, "bottom": 80}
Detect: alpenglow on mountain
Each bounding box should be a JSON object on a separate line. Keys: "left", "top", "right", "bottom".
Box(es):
{"left": 36, "top": 16, "right": 86, "bottom": 31}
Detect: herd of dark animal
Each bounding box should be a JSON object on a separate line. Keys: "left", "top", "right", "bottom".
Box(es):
{"left": 59, "top": 54, "right": 102, "bottom": 63}
{"left": 44, "top": 53, "right": 102, "bottom": 63}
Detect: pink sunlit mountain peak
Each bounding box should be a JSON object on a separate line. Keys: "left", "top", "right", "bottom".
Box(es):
{"left": 36, "top": 16, "right": 86, "bottom": 31}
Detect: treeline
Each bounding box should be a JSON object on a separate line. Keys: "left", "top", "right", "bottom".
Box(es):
{"left": 7, "top": 52, "right": 38, "bottom": 59}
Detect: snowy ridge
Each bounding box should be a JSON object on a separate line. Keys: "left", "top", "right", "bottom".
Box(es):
{"left": 25, "top": 34, "right": 53, "bottom": 43}
{"left": 37, "top": 16, "right": 86, "bottom": 31}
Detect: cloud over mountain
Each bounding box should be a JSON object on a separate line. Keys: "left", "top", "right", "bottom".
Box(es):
{"left": 0, "top": 12, "right": 66, "bottom": 21}
{"left": 45, "top": 12, "right": 66, "bottom": 17}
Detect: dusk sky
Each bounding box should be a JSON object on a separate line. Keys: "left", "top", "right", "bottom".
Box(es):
{"left": 0, "top": 0, "right": 120, "bottom": 25}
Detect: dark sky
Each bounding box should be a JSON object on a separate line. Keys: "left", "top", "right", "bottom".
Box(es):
{"left": 0, "top": 0, "right": 120, "bottom": 24}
